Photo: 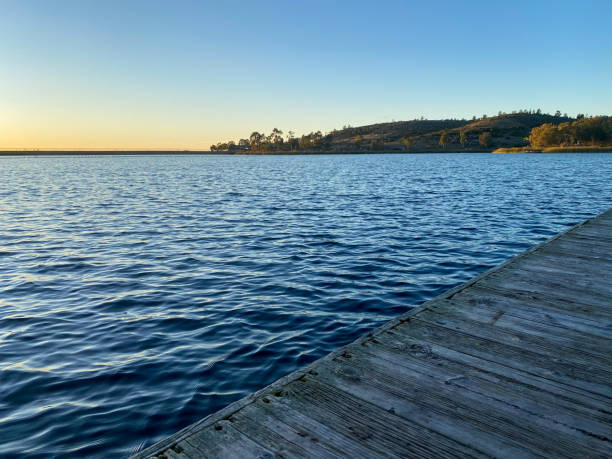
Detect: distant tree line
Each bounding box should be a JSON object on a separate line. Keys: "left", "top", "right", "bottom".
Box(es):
{"left": 527, "top": 116, "right": 612, "bottom": 148}
{"left": 210, "top": 111, "right": 604, "bottom": 153}
{"left": 211, "top": 128, "right": 337, "bottom": 152}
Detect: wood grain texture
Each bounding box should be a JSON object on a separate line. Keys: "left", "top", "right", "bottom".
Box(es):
{"left": 132, "top": 208, "right": 612, "bottom": 459}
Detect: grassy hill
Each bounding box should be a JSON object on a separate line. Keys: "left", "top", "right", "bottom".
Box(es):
{"left": 213, "top": 112, "right": 578, "bottom": 153}
{"left": 325, "top": 113, "right": 574, "bottom": 152}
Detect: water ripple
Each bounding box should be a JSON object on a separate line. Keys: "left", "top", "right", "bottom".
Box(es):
{"left": 0, "top": 153, "right": 611, "bottom": 457}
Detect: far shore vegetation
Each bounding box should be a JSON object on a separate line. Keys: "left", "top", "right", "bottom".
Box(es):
{"left": 494, "top": 116, "right": 612, "bottom": 153}
{"left": 211, "top": 111, "right": 611, "bottom": 154}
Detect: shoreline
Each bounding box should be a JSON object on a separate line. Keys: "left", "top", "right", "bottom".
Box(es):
{"left": 1, "top": 151, "right": 487, "bottom": 156}
{"left": 1, "top": 149, "right": 611, "bottom": 157}
{"left": 494, "top": 146, "right": 612, "bottom": 153}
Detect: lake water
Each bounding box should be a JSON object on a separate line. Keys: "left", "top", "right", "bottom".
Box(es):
{"left": 1, "top": 153, "right": 611, "bottom": 457}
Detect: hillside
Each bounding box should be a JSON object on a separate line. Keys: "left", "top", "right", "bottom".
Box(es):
{"left": 326, "top": 113, "right": 574, "bottom": 152}
{"left": 211, "top": 112, "right": 577, "bottom": 153}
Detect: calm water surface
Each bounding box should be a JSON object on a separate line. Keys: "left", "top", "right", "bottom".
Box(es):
{"left": 1, "top": 153, "right": 610, "bottom": 457}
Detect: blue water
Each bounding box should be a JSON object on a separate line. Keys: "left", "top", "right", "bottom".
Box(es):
{"left": 0, "top": 153, "right": 610, "bottom": 457}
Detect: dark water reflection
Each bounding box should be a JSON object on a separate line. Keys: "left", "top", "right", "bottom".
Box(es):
{"left": 0, "top": 153, "right": 610, "bottom": 456}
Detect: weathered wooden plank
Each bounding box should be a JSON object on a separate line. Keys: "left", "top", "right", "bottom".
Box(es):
{"left": 161, "top": 442, "right": 198, "bottom": 459}
{"left": 568, "top": 225, "right": 612, "bottom": 241}
{"left": 542, "top": 237, "right": 612, "bottom": 261}
{"left": 182, "top": 420, "right": 274, "bottom": 458}
{"left": 462, "top": 284, "right": 612, "bottom": 325}
{"left": 478, "top": 269, "right": 611, "bottom": 309}
{"left": 489, "top": 253, "right": 612, "bottom": 290}
{"left": 244, "top": 395, "right": 382, "bottom": 458}
{"left": 522, "top": 247, "right": 612, "bottom": 270}
{"left": 388, "top": 319, "right": 612, "bottom": 397}
{"left": 227, "top": 401, "right": 339, "bottom": 458}
{"left": 488, "top": 263, "right": 612, "bottom": 296}
{"left": 418, "top": 301, "right": 612, "bottom": 365}
{"left": 132, "top": 209, "right": 612, "bottom": 458}
{"left": 430, "top": 298, "right": 612, "bottom": 355}
{"left": 451, "top": 287, "right": 612, "bottom": 341}
{"left": 277, "top": 377, "right": 489, "bottom": 458}
{"left": 371, "top": 327, "right": 612, "bottom": 413}
{"left": 563, "top": 220, "right": 612, "bottom": 236}
{"left": 569, "top": 228, "right": 612, "bottom": 238}
{"left": 313, "top": 348, "right": 611, "bottom": 457}
{"left": 144, "top": 422, "right": 267, "bottom": 459}
{"left": 509, "top": 253, "right": 612, "bottom": 285}
{"left": 356, "top": 338, "right": 612, "bottom": 435}
{"left": 153, "top": 442, "right": 192, "bottom": 459}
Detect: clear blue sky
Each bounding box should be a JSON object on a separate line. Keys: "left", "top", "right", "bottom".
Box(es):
{"left": 1, "top": 0, "right": 611, "bottom": 149}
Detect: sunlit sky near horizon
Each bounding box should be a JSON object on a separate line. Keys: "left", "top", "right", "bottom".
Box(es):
{"left": 1, "top": 0, "right": 611, "bottom": 150}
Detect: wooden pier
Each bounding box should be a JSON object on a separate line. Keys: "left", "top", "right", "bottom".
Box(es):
{"left": 133, "top": 209, "right": 612, "bottom": 458}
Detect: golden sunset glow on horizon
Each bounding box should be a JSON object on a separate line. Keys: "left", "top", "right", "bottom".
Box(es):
{"left": 2, "top": 0, "right": 610, "bottom": 150}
